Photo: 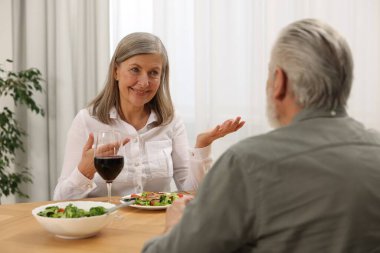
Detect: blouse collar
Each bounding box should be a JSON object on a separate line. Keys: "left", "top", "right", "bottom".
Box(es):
{"left": 109, "top": 107, "right": 158, "bottom": 128}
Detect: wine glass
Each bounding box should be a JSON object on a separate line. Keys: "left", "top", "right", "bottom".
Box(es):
{"left": 94, "top": 130, "right": 124, "bottom": 203}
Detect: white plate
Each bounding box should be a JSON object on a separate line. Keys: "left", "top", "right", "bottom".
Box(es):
{"left": 120, "top": 193, "right": 171, "bottom": 210}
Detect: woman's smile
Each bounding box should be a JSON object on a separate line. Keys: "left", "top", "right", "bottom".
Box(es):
{"left": 129, "top": 87, "right": 150, "bottom": 96}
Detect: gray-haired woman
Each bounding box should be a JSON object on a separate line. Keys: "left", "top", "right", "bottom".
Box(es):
{"left": 54, "top": 32, "right": 244, "bottom": 200}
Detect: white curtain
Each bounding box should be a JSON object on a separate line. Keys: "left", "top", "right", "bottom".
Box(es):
{"left": 110, "top": 0, "right": 380, "bottom": 159}
{"left": 1, "top": 0, "right": 109, "bottom": 204}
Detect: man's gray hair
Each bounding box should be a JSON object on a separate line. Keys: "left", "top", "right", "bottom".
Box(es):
{"left": 270, "top": 19, "right": 354, "bottom": 110}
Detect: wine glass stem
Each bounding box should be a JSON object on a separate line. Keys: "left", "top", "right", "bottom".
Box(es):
{"left": 106, "top": 182, "right": 112, "bottom": 203}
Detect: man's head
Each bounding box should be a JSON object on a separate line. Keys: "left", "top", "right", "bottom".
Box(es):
{"left": 266, "top": 19, "right": 354, "bottom": 128}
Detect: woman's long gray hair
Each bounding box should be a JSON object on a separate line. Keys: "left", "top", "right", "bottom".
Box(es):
{"left": 270, "top": 19, "right": 354, "bottom": 110}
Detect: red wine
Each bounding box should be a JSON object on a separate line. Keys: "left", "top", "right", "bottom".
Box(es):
{"left": 94, "top": 156, "right": 124, "bottom": 183}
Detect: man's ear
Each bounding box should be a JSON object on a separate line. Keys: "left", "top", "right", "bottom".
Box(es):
{"left": 273, "top": 68, "right": 288, "bottom": 100}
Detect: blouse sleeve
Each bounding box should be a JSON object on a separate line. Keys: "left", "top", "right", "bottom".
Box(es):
{"left": 171, "top": 114, "right": 213, "bottom": 191}
{"left": 53, "top": 110, "right": 97, "bottom": 200}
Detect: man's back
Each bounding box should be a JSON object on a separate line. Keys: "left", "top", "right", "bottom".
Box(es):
{"left": 143, "top": 109, "right": 380, "bottom": 253}
{"left": 236, "top": 108, "right": 380, "bottom": 252}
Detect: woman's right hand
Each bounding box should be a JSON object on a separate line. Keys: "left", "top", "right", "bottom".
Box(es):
{"left": 78, "top": 133, "right": 130, "bottom": 179}
{"left": 78, "top": 133, "right": 96, "bottom": 179}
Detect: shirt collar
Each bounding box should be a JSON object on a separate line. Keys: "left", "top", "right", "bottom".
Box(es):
{"left": 109, "top": 106, "right": 158, "bottom": 127}
{"left": 146, "top": 111, "right": 158, "bottom": 126}
{"left": 292, "top": 106, "right": 347, "bottom": 124}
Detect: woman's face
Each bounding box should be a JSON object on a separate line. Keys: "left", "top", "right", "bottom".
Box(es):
{"left": 115, "top": 53, "right": 163, "bottom": 110}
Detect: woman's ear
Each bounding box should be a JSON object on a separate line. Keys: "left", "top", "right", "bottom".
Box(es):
{"left": 114, "top": 64, "right": 119, "bottom": 81}
{"left": 273, "top": 68, "right": 288, "bottom": 101}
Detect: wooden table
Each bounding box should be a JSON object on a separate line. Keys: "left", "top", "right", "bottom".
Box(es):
{"left": 0, "top": 197, "right": 165, "bottom": 253}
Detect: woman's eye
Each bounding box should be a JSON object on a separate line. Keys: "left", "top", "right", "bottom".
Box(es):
{"left": 149, "top": 71, "right": 160, "bottom": 78}
{"left": 130, "top": 67, "right": 139, "bottom": 73}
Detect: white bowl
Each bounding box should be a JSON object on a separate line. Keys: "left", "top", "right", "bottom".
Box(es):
{"left": 32, "top": 201, "right": 115, "bottom": 239}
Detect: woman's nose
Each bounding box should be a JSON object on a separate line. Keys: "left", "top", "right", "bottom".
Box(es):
{"left": 136, "top": 74, "right": 149, "bottom": 87}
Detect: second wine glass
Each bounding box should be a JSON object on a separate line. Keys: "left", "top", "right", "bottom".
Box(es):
{"left": 94, "top": 130, "right": 124, "bottom": 203}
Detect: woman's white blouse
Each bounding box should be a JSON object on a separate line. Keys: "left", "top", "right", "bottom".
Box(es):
{"left": 53, "top": 108, "right": 212, "bottom": 200}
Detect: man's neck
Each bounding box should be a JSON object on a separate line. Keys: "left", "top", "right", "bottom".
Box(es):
{"left": 277, "top": 96, "right": 302, "bottom": 126}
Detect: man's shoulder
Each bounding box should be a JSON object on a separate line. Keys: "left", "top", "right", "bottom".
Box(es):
{"left": 365, "top": 128, "right": 380, "bottom": 142}
{"left": 232, "top": 126, "right": 294, "bottom": 152}
{"left": 229, "top": 116, "right": 380, "bottom": 167}
{"left": 227, "top": 128, "right": 290, "bottom": 167}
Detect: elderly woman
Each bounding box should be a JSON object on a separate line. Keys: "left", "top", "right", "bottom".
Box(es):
{"left": 54, "top": 32, "right": 244, "bottom": 200}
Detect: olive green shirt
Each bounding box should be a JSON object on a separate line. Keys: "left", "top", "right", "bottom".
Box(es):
{"left": 142, "top": 108, "right": 380, "bottom": 253}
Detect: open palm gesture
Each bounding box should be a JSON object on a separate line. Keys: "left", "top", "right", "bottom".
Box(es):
{"left": 195, "top": 116, "right": 245, "bottom": 148}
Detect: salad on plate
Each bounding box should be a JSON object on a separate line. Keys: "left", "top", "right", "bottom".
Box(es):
{"left": 121, "top": 191, "right": 183, "bottom": 210}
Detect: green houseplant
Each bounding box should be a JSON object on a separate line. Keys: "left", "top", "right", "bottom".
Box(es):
{"left": 0, "top": 59, "right": 44, "bottom": 199}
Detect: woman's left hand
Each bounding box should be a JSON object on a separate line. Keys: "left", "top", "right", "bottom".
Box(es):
{"left": 164, "top": 195, "right": 194, "bottom": 233}
{"left": 195, "top": 116, "right": 245, "bottom": 148}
